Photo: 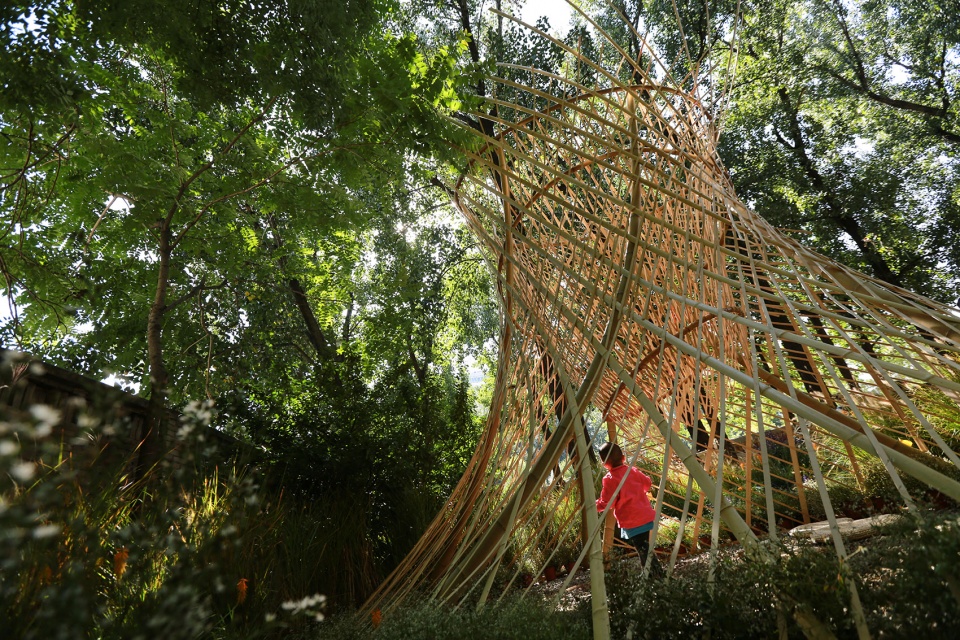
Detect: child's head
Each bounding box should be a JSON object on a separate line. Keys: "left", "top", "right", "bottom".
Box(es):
{"left": 598, "top": 442, "right": 624, "bottom": 469}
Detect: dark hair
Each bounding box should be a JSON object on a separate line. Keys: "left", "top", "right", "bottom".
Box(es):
{"left": 598, "top": 442, "right": 624, "bottom": 466}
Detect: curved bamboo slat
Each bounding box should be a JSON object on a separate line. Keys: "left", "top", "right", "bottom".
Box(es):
{"left": 362, "top": 6, "right": 960, "bottom": 638}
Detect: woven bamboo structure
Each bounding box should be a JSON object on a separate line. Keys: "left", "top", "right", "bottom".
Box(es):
{"left": 364, "top": 6, "right": 960, "bottom": 637}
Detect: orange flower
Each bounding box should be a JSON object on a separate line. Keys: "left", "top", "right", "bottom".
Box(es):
{"left": 237, "top": 578, "right": 249, "bottom": 605}
{"left": 371, "top": 609, "right": 382, "bottom": 629}
{"left": 114, "top": 548, "right": 129, "bottom": 580}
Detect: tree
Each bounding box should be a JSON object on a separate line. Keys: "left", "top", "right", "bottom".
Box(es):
{"left": 1, "top": 1, "right": 464, "bottom": 412}
{"left": 3, "top": 2, "right": 499, "bottom": 588}
{"left": 719, "top": 0, "right": 960, "bottom": 302}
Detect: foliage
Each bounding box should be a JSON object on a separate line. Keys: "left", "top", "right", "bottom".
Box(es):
{"left": 1, "top": 0, "right": 472, "bottom": 407}
{"left": 315, "top": 598, "right": 591, "bottom": 640}
{"left": 851, "top": 511, "right": 960, "bottom": 634}
{"left": 802, "top": 478, "right": 871, "bottom": 521}
{"left": 0, "top": 402, "right": 337, "bottom": 639}
{"left": 228, "top": 363, "right": 483, "bottom": 574}
{"left": 719, "top": 0, "right": 960, "bottom": 303}
{"left": 2, "top": 2, "right": 497, "bottom": 606}
{"left": 608, "top": 510, "right": 960, "bottom": 638}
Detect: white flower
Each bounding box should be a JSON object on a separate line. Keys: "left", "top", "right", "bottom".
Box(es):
{"left": 28, "top": 405, "right": 60, "bottom": 437}
{"left": 10, "top": 461, "right": 36, "bottom": 482}
{"left": 0, "top": 440, "right": 18, "bottom": 456}
{"left": 33, "top": 524, "right": 61, "bottom": 539}
{"left": 77, "top": 413, "right": 99, "bottom": 429}
{"left": 280, "top": 593, "right": 327, "bottom": 615}
{"left": 29, "top": 404, "right": 61, "bottom": 427}
{"left": 182, "top": 399, "right": 216, "bottom": 426}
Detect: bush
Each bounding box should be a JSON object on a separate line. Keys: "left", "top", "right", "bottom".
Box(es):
{"left": 606, "top": 545, "right": 850, "bottom": 639}
{"left": 0, "top": 402, "right": 332, "bottom": 640}
{"left": 803, "top": 478, "right": 871, "bottom": 521}
{"left": 861, "top": 457, "right": 930, "bottom": 511}
{"left": 851, "top": 511, "right": 960, "bottom": 636}
{"left": 315, "top": 598, "right": 591, "bottom": 640}
{"left": 608, "top": 510, "right": 960, "bottom": 639}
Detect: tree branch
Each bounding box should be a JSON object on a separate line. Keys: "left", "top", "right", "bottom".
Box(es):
{"left": 164, "top": 276, "right": 231, "bottom": 313}
{"left": 266, "top": 215, "right": 337, "bottom": 361}
{"left": 288, "top": 277, "right": 337, "bottom": 360}
{"left": 774, "top": 88, "right": 902, "bottom": 287}
{"left": 341, "top": 292, "right": 355, "bottom": 346}
{"left": 407, "top": 335, "right": 427, "bottom": 386}
{"left": 823, "top": 68, "right": 946, "bottom": 118}
{"left": 164, "top": 96, "right": 279, "bottom": 238}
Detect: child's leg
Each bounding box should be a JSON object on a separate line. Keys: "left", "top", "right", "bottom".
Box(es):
{"left": 629, "top": 531, "right": 664, "bottom": 578}
{"left": 629, "top": 530, "right": 650, "bottom": 565}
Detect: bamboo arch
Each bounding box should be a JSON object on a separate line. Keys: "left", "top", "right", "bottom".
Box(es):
{"left": 363, "top": 6, "right": 960, "bottom": 638}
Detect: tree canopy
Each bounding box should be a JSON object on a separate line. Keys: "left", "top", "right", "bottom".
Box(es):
{"left": 2, "top": 1, "right": 495, "bottom": 575}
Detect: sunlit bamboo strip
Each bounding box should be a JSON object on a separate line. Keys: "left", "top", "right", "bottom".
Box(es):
{"left": 810, "top": 304, "right": 960, "bottom": 465}
{"left": 433, "top": 311, "right": 560, "bottom": 602}
{"left": 456, "top": 137, "right": 960, "bottom": 365}
{"left": 468, "top": 195, "right": 956, "bottom": 460}
{"left": 797, "top": 418, "right": 872, "bottom": 640}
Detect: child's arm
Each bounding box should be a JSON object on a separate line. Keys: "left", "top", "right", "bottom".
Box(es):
{"left": 634, "top": 467, "right": 652, "bottom": 494}
{"left": 595, "top": 475, "right": 615, "bottom": 512}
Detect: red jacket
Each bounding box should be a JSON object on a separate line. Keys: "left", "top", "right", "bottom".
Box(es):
{"left": 596, "top": 465, "right": 656, "bottom": 529}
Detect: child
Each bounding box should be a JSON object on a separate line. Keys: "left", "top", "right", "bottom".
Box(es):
{"left": 596, "top": 442, "right": 664, "bottom": 577}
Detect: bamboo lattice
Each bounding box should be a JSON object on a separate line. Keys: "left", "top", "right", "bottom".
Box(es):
{"left": 363, "top": 6, "right": 960, "bottom": 637}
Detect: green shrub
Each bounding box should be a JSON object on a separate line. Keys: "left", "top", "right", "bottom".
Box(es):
{"left": 851, "top": 511, "right": 960, "bottom": 636}
{"left": 803, "top": 478, "right": 871, "bottom": 521}
{"left": 861, "top": 457, "right": 930, "bottom": 510}
{"left": 606, "top": 545, "right": 851, "bottom": 639}
{"left": 608, "top": 510, "right": 960, "bottom": 639}
{"left": 0, "top": 402, "right": 332, "bottom": 640}
{"left": 316, "top": 598, "right": 591, "bottom": 640}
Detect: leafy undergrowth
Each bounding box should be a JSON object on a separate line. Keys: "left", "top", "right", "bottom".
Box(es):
{"left": 314, "top": 598, "right": 591, "bottom": 640}
{"left": 606, "top": 509, "right": 960, "bottom": 639}
{"left": 1, "top": 404, "right": 368, "bottom": 640}
{"left": 306, "top": 510, "right": 960, "bottom": 640}
{"left": 4, "top": 405, "right": 958, "bottom": 640}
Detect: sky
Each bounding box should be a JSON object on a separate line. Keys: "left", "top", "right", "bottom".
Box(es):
{"left": 518, "top": 0, "right": 575, "bottom": 29}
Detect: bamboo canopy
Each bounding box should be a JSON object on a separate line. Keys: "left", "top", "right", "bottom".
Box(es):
{"left": 363, "top": 5, "right": 960, "bottom": 638}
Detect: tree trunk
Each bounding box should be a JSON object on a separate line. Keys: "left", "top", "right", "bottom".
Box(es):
{"left": 775, "top": 88, "right": 902, "bottom": 287}
{"left": 141, "top": 222, "right": 173, "bottom": 480}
